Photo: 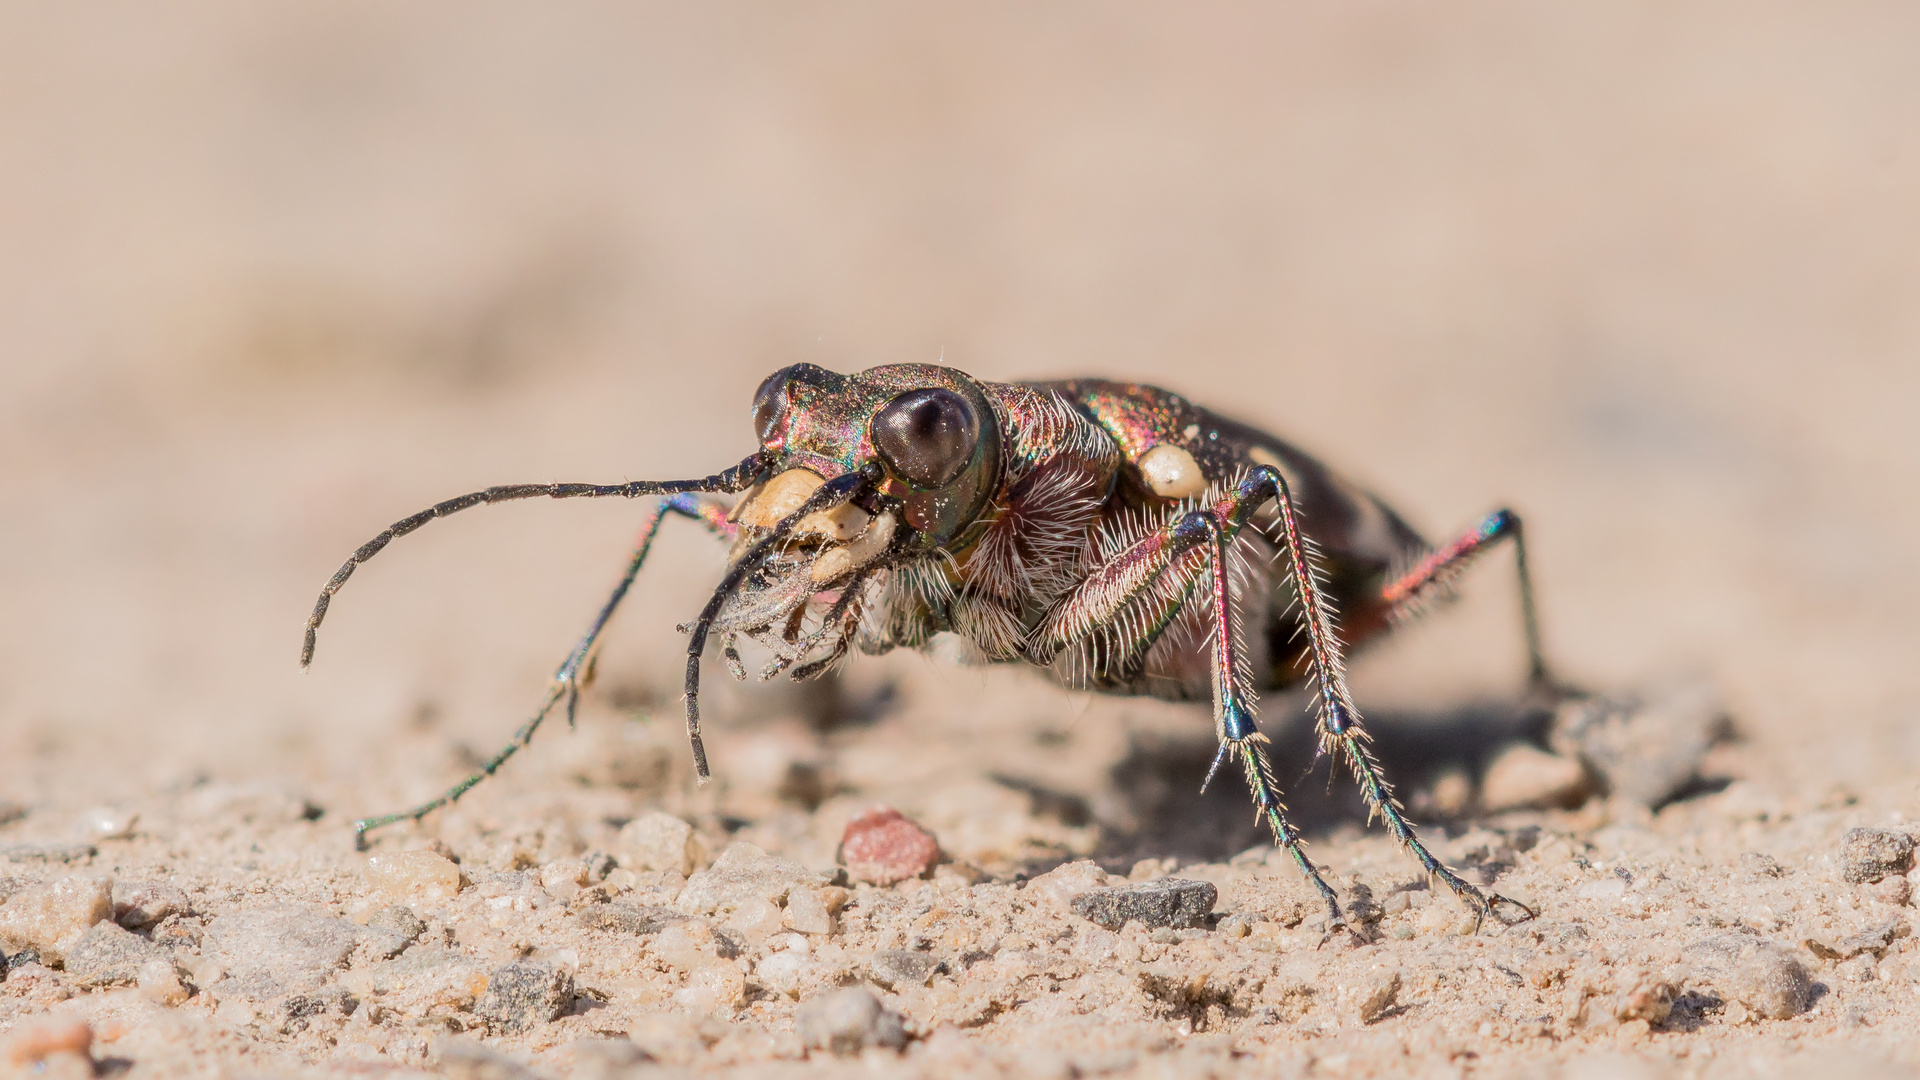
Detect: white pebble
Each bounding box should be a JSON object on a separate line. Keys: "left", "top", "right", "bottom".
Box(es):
{"left": 1481, "top": 743, "right": 1589, "bottom": 812}
{"left": 616, "top": 812, "right": 706, "bottom": 876}
{"left": 364, "top": 850, "right": 464, "bottom": 909}
{"left": 74, "top": 807, "right": 137, "bottom": 840}
{"left": 0, "top": 875, "right": 112, "bottom": 964}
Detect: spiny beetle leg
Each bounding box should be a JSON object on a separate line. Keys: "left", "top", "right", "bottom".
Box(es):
{"left": 1033, "top": 500, "right": 1354, "bottom": 932}
{"left": 1192, "top": 508, "right": 1353, "bottom": 937}
{"left": 1244, "top": 465, "right": 1535, "bottom": 932}
{"left": 1379, "top": 508, "right": 1576, "bottom": 699}
{"left": 353, "top": 494, "right": 731, "bottom": 850}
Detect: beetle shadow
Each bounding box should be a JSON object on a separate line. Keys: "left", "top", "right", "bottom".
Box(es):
{"left": 1096, "top": 697, "right": 1552, "bottom": 868}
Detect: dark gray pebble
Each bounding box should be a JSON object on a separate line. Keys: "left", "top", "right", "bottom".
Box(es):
{"left": 1070, "top": 878, "right": 1217, "bottom": 930}
{"left": 475, "top": 959, "right": 574, "bottom": 1032}
{"left": 1840, "top": 827, "right": 1914, "bottom": 884}
{"left": 63, "top": 921, "right": 169, "bottom": 988}
{"left": 576, "top": 903, "right": 684, "bottom": 936}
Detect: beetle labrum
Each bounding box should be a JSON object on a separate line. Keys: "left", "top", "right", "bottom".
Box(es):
{"left": 304, "top": 363, "right": 1551, "bottom": 930}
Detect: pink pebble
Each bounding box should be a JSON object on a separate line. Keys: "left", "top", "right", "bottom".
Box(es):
{"left": 839, "top": 806, "right": 941, "bottom": 886}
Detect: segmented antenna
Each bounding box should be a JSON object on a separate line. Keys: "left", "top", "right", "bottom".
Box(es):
{"left": 301, "top": 452, "right": 767, "bottom": 667}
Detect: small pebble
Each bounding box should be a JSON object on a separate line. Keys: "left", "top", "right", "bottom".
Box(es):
{"left": 839, "top": 806, "right": 941, "bottom": 886}
{"left": 112, "top": 881, "right": 190, "bottom": 929}
{"left": 1356, "top": 969, "right": 1401, "bottom": 1024}
{"left": 1024, "top": 860, "right": 1112, "bottom": 911}
{"left": 1739, "top": 852, "right": 1786, "bottom": 879}
{"left": 364, "top": 850, "right": 464, "bottom": 908}
{"left": 674, "top": 960, "right": 746, "bottom": 1013}
{"left": 652, "top": 920, "right": 736, "bottom": 972}
{"left": 3, "top": 1017, "right": 92, "bottom": 1067}
{"left": 675, "top": 842, "right": 828, "bottom": 917}
{"left": 0, "top": 875, "right": 112, "bottom": 964}
{"left": 1869, "top": 875, "right": 1910, "bottom": 906}
{"left": 204, "top": 904, "right": 360, "bottom": 999}
{"left": 63, "top": 920, "right": 170, "bottom": 988}
{"left": 578, "top": 903, "right": 683, "bottom": 936}
{"left": 137, "top": 958, "right": 189, "bottom": 1005}
{"left": 783, "top": 885, "right": 848, "bottom": 935}
{"left": 1804, "top": 919, "right": 1902, "bottom": 961}
{"left": 616, "top": 811, "right": 707, "bottom": 876}
{"left": 1840, "top": 827, "right": 1914, "bottom": 885}
{"left": 540, "top": 860, "right": 587, "bottom": 900}
{"left": 362, "top": 904, "right": 426, "bottom": 958}
{"left": 1549, "top": 679, "right": 1727, "bottom": 807}
{"left": 367, "top": 903, "right": 426, "bottom": 944}
{"left": 0, "top": 801, "right": 25, "bottom": 826}
{"left": 1070, "top": 878, "right": 1217, "bottom": 930}
{"left": 1480, "top": 743, "right": 1590, "bottom": 813}
{"left": 867, "top": 948, "right": 940, "bottom": 989}
{"left": 795, "top": 986, "right": 906, "bottom": 1055}
{"left": 73, "top": 806, "right": 138, "bottom": 841}
{"left": 1732, "top": 943, "right": 1813, "bottom": 1019}
{"left": 1611, "top": 968, "right": 1678, "bottom": 1024}
{"left": 725, "top": 896, "right": 788, "bottom": 943}
{"left": 475, "top": 959, "right": 575, "bottom": 1032}
{"left": 756, "top": 949, "right": 817, "bottom": 998}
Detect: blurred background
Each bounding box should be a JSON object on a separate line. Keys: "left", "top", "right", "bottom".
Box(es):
{"left": 1, "top": 3, "right": 1915, "bottom": 832}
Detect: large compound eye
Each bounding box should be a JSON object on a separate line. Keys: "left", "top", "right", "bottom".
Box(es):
{"left": 752, "top": 367, "right": 796, "bottom": 445}
{"left": 871, "top": 388, "right": 980, "bottom": 488}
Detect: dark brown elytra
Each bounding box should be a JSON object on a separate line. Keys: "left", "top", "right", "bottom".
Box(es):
{"left": 303, "top": 362, "right": 1560, "bottom": 933}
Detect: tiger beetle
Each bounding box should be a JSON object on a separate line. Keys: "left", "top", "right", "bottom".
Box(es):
{"left": 304, "top": 363, "right": 1555, "bottom": 932}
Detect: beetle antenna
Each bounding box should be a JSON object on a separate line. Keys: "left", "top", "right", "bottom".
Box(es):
{"left": 301, "top": 452, "right": 768, "bottom": 667}
{"left": 680, "top": 463, "right": 881, "bottom": 781}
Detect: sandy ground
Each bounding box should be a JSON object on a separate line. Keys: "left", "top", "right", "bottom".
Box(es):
{"left": 4, "top": 4, "right": 1920, "bottom": 1077}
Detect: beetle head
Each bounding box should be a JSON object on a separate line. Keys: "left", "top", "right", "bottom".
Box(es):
{"left": 743, "top": 363, "right": 1002, "bottom": 550}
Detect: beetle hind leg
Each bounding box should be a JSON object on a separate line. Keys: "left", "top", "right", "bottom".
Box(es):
{"left": 1380, "top": 508, "right": 1573, "bottom": 698}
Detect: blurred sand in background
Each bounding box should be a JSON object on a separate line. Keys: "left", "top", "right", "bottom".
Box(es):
{"left": 1, "top": 2, "right": 1916, "bottom": 818}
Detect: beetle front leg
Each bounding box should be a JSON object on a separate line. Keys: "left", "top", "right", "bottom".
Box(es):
{"left": 1030, "top": 508, "right": 1350, "bottom": 934}
{"left": 354, "top": 493, "right": 736, "bottom": 849}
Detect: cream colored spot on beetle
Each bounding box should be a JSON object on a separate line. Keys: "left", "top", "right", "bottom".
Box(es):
{"left": 732, "top": 468, "right": 872, "bottom": 541}
{"left": 733, "top": 468, "right": 823, "bottom": 527}
{"left": 796, "top": 500, "right": 869, "bottom": 542}
{"left": 810, "top": 510, "right": 897, "bottom": 583}
{"left": 1139, "top": 444, "right": 1207, "bottom": 499}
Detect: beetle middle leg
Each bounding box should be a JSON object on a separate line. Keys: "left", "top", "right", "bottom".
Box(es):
{"left": 1249, "top": 468, "right": 1536, "bottom": 929}
{"left": 353, "top": 493, "right": 735, "bottom": 848}
{"left": 1036, "top": 469, "right": 1535, "bottom": 932}
{"left": 1030, "top": 498, "right": 1350, "bottom": 932}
